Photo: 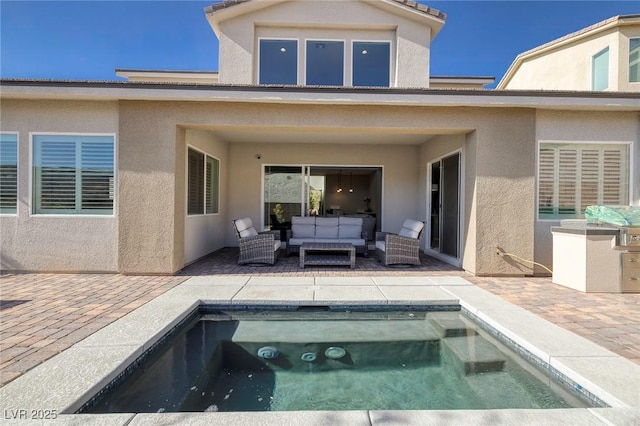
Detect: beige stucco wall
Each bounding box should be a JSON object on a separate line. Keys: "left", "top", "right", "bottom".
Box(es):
{"left": 183, "top": 129, "right": 229, "bottom": 264}
{"left": 618, "top": 26, "right": 640, "bottom": 92}
{"left": 0, "top": 99, "right": 119, "bottom": 272}
{"left": 4, "top": 94, "right": 636, "bottom": 276}
{"left": 216, "top": 0, "right": 434, "bottom": 87}
{"left": 534, "top": 109, "right": 640, "bottom": 273}
{"left": 504, "top": 29, "right": 620, "bottom": 91}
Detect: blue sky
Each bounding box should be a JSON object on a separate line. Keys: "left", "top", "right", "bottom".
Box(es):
{"left": 1, "top": 1, "right": 638, "bottom": 87}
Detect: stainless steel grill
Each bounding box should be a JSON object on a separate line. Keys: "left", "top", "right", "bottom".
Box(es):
{"left": 619, "top": 227, "right": 640, "bottom": 247}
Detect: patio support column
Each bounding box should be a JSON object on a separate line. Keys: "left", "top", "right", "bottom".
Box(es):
{"left": 117, "top": 101, "right": 182, "bottom": 274}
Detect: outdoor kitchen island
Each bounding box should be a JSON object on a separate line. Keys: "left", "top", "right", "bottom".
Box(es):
{"left": 551, "top": 206, "right": 640, "bottom": 293}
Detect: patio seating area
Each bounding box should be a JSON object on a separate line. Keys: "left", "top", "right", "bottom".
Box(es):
{"left": 1, "top": 247, "right": 639, "bottom": 390}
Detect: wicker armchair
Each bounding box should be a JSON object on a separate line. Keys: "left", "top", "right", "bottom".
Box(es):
{"left": 233, "top": 217, "right": 281, "bottom": 265}
{"left": 375, "top": 219, "right": 425, "bottom": 266}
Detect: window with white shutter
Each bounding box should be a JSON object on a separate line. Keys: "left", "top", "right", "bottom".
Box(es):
{"left": 33, "top": 135, "right": 115, "bottom": 215}
{"left": 187, "top": 147, "right": 219, "bottom": 216}
{"left": 0, "top": 133, "right": 18, "bottom": 214}
{"left": 538, "top": 142, "right": 630, "bottom": 220}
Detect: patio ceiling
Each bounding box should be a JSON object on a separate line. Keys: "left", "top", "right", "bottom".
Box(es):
{"left": 208, "top": 128, "right": 444, "bottom": 145}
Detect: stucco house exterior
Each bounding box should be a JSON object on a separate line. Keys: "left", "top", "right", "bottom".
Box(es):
{"left": 498, "top": 14, "right": 640, "bottom": 91}
{"left": 1, "top": 0, "right": 638, "bottom": 276}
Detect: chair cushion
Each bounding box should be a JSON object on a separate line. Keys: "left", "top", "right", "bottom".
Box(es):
{"left": 375, "top": 240, "right": 386, "bottom": 251}
{"left": 235, "top": 217, "right": 254, "bottom": 232}
{"left": 292, "top": 216, "right": 316, "bottom": 225}
{"left": 288, "top": 237, "right": 316, "bottom": 246}
{"left": 315, "top": 238, "right": 341, "bottom": 244}
{"left": 339, "top": 216, "right": 362, "bottom": 226}
{"left": 316, "top": 217, "right": 339, "bottom": 239}
{"left": 239, "top": 227, "right": 258, "bottom": 238}
{"left": 274, "top": 240, "right": 281, "bottom": 251}
{"left": 339, "top": 216, "right": 362, "bottom": 239}
{"left": 291, "top": 216, "right": 316, "bottom": 238}
{"left": 340, "top": 238, "right": 365, "bottom": 246}
{"left": 398, "top": 219, "right": 424, "bottom": 239}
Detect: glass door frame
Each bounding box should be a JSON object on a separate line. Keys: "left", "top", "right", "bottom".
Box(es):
{"left": 425, "top": 149, "right": 464, "bottom": 267}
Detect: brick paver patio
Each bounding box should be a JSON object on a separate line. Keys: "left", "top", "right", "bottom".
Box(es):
{"left": 1, "top": 247, "right": 639, "bottom": 388}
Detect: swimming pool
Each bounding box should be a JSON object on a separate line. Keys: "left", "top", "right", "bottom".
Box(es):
{"left": 1, "top": 275, "right": 637, "bottom": 425}
{"left": 83, "top": 306, "right": 591, "bottom": 413}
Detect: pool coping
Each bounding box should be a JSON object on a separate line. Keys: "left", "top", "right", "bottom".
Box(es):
{"left": 1, "top": 275, "right": 639, "bottom": 425}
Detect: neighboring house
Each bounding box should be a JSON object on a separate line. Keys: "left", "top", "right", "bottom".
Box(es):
{"left": 498, "top": 14, "right": 640, "bottom": 91}
{"left": 0, "top": 0, "right": 638, "bottom": 276}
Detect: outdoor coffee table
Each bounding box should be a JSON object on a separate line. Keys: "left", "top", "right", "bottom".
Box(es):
{"left": 299, "top": 242, "right": 356, "bottom": 269}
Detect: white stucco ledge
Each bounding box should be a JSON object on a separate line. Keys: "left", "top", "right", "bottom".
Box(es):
{"left": 0, "top": 275, "right": 639, "bottom": 425}
{"left": 2, "top": 80, "right": 639, "bottom": 111}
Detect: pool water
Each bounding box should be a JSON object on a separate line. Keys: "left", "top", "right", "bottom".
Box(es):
{"left": 84, "top": 308, "right": 591, "bottom": 413}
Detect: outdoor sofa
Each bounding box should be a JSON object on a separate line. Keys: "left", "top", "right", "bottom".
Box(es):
{"left": 286, "top": 216, "right": 368, "bottom": 256}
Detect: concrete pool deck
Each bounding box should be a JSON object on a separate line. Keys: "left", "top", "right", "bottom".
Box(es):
{"left": 1, "top": 275, "right": 639, "bottom": 425}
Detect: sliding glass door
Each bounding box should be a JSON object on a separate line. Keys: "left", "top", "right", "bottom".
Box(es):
{"left": 429, "top": 153, "right": 460, "bottom": 258}
{"left": 263, "top": 166, "right": 311, "bottom": 229}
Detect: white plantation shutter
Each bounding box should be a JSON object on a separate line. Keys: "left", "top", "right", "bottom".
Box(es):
{"left": 0, "top": 134, "right": 18, "bottom": 214}
{"left": 538, "top": 143, "right": 629, "bottom": 219}
{"left": 188, "top": 147, "right": 220, "bottom": 216}
{"left": 188, "top": 149, "right": 204, "bottom": 215}
{"left": 81, "top": 141, "right": 114, "bottom": 211}
{"left": 33, "top": 135, "right": 114, "bottom": 214}
{"left": 205, "top": 155, "right": 219, "bottom": 214}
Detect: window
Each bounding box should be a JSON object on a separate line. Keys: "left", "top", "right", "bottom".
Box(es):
{"left": 0, "top": 133, "right": 18, "bottom": 214}
{"left": 306, "top": 40, "right": 344, "bottom": 86}
{"left": 630, "top": 38, "right": 640, "bottom": 83}
{"left": 259, "top": 39, "right": 298, "bottom": 85}
{"left": 32, "top": 135, "right": 114, "bottom": 215}
{"left": 352, "top": 41, "right": 390, "bottom": 87}
{"left": 591, "top": 47, "right": 609, "bottom": 91}
{"left": 538, "top": 143, "right": 630, "bottom": 220}
{"left": 188, "top": 147, "right": 219, "bottom": 215}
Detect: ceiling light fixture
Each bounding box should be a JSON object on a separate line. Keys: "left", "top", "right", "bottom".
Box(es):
{"left": 349, "top": 172, "right": 354, "bottom": 193}
{"left": 337, "top": 170, "right": 343, "bottom": 193}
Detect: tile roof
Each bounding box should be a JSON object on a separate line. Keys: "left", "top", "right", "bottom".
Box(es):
{"left": 205, "top": 0, "right": 446, "bottom": 20}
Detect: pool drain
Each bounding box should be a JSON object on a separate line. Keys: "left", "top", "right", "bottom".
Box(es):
{"left": 324, "top": 346, "right": 347, "bottom": 359}
{"left": 257, "top": 346, "right": 279, "bottom": 359}
{"left": 301, "top": 352, "right": 317, "bottom": 362}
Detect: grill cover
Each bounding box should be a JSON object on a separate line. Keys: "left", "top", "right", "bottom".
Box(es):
{"left": 584, "top": 205, "right": 640, "bottom": 227}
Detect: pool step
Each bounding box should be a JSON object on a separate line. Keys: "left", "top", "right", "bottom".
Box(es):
{"left": 231, "top": 319, "right": 441, "bottom": 343}
{"left": 427, "top": 312, "right": 479, "bottom": 338}
{"left": 443, "top": 335, "right": 506, "bottom": 375}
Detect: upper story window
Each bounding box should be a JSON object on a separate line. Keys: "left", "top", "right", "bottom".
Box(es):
{"left": 259, "top": 39, "right": 298, "bottom": 85}
{"left": 630, "top": 38, "right": 640, "bottom": 83}
{"left": 591, "top": 47, "right": 609, "bottom": 91}
{"left": 306, "top": 40, "right": 344, "bottom": 86}
{"left": 0, "top": 133, "right": 18, "bottom": 214}
{"left": 352, "top": 41, "right": 391, "bottom": 87}
{"left": 32, "top": 134, "right": 115, "bottom": 215}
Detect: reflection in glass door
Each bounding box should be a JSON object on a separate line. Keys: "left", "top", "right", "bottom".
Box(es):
{"left": 429, "top": 153, "right": 460, "bottom": 258}
{"left": 264, "top": 166, "right": 305, "bottom": 229}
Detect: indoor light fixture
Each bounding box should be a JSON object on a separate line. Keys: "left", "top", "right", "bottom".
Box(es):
{"left": 337, "top": 170, "right": 343, "bottom": 193}
{"left": 349, "top": 172, "right": 354, "bottom": 193}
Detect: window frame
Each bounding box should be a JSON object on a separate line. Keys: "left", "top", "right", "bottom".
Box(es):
{"left": 536, "top": 140, "right": 633, "bottom": 222}
{"left": 304, "top": 38, "right": 346, "bottom": 86}
{"left": 186, "top": 145, "right": 220, "bottom": 217}
{"left": 591, "top": 47, "right": 610, "bottom": 91}
{"left": 29, "top": 132, "right": 117, "bottom": 217}
{"left": 257, "top": 37, "right": 299, "bottom": 85}
{"left": 0, "top": 132, "right": 19, "bottom": 215}
{"left": 629, "top": 37, "right": 640, "bottom": 84}
{"left": 351, "top": 40, "right": 392, "bottom": 87}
